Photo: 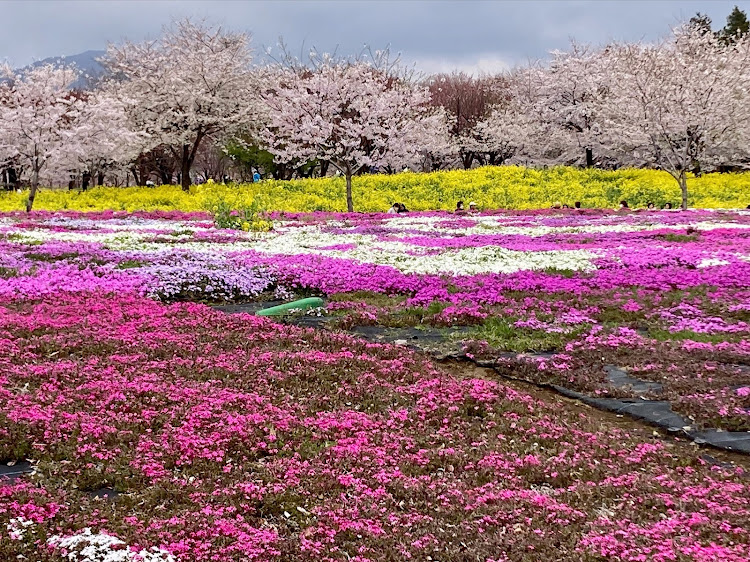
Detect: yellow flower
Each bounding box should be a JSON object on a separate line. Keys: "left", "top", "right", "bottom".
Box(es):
{"left": 1, "top": 167, "right": 747, "bottom": 212}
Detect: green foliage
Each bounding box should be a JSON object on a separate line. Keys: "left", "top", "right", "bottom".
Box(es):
{"left": 209, "top": 193, "right": 273, "bottom": 232}
{"left": 648, "top": 327, "right": 746, "bottom": 344}
{"left": 689, "top": 12, "right": 713, "bottom": 35}
{"left": 656, "top": 233, "right": 700, "bottom": 243}
{"left": 469, "top": 317, "right": 589, "bottom": 353}
{"left": 542, "top": 267, "right": 578, "bottom": 278}
{"left": 224, "top": 139, "right": 277, "bottom": 179}
{"left": 721, "top": 6, "right": 750, "bottom": 43}
{"left": 116, "top": 260, "right": 148, "bottom": 270}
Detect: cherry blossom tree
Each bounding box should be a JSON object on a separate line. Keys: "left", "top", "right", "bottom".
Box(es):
{"left": 380, "top": 107, "right": 455, "bottom": 173}
{"left": 262, "top": 52, "right": 439, "bottom": 211}
{"left": 474, "top": 103, "right": 534, "bottom": 166}
{"left": 471, "top": 66, "right": 570, "bottom": 168}
{"left": 66, "top": 90, "right": 145, "bottom": 187}
{"left": 472, "top": 70, "right": 547, "bottom": 166}
{"left": 536, "top": 43, "right": 612, "bottom": 167}
{"left": 193, "top": 139, "right": 233, "bottom": 182}
{"left": 601, "top": 26, "right": 750, "bottom": 209}
{"left": 103, "top": 19, "right": 261, "bottom": 191}
{"left": 0, "top": 65, "right": 85, "bottom": 211}
{"left": 129, "top": 147, "right": 179, "bottom": 186}
{"left": 427, "top": 72, "right": 508, "bottom": 169}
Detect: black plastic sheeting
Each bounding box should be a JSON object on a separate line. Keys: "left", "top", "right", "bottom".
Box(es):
{"left": 548, "top": 385, "right": 750, "bottom": 454}
{"left": 604, "top": 365, "right": 663, "bottom": 394}
{"left": 214, "top": 307, "right": 750, "bottom": 455}
{"left": 1, "top": 461, "right": 121, "bottom": 500}
{"left": 88, "top": 487, "right": 120, "bottom": 500}
{"left": 0, "top": 461, "right": 32, "bottom": 483}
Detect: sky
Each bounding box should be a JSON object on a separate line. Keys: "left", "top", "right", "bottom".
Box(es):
{"left": 2, "top": 0, "right": 749, "bottom": 73}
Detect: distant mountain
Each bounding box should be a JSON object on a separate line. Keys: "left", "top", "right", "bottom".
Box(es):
{"left": 22, "top": 50, "right": 107, "bottom": 89}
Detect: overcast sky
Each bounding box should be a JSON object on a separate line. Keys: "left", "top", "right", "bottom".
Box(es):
{"left": 2, "top": 0, "right": 749, "bottom": 73}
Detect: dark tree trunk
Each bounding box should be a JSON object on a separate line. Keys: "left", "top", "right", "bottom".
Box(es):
{"left": 181, "top": 145, "right": 192, "bottom": 192}
{"left": 131, "top": 166, "right": 148, "bottom": 187}
{"left": 26, "top": 166, "right": 39, "bottom": 213}
{"left": 488, "top": 152, "right": 505, "bottom": 166}
{"left": 82, "top": 171, "right": 91, "bottom": 191}
{"left": 461, "top": 152, "right": 474, "bottom": 170}
{"left": 97, "top": 171, "right": 105, "bottom": 186}
{"left": 179, "top": 132, "right": 205, "bottom": 192}
{"left": 274, "top": 162, "right": 293, "bottom": 180}
{"left": 5, "top": 167, "right": 18, "bottom": 190}
{"left": 679, "top": 171, "right": 688, "bottom": 210}
{"left": 319, "top": 160, "right": 330, "bottom": 177}
{"left": 585, "top": 147, "right": 594, "bottom": 168}
{"left": 345, "top": 172, "right": 353, "bottom": 212}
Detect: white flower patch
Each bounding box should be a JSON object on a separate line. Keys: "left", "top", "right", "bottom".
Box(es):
{"left": 7, "top": 517, "right": 35, "bottom": 541}
{"left": 360, "top": 246, "right": 598, "bottom": 275}
{"left": 4, "top": 214, "right": 748, "bottom": 278}
{"left": 2, "top": 216, "right": 215, "bottom": 248}
{"left": 48, "top": 528, "right": 177, "bottom": 562}
{"left": 41, "top": 217, "right": 213, "bottom": 233}
{"left": 378, "top": 215, "right": 750, "bottom": 238}
{"left": 246, "top": 224, "right": 599, "bottom": 275}
{"left": 8, "top": 229, "right": 158, "bottom": 246}
{"left": 697, "top": 258, "right": 731, "bottom": 268}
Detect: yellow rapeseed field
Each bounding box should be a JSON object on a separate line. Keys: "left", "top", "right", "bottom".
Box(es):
{"left": 0, "top": 166, "right": 747, "bottom": 212}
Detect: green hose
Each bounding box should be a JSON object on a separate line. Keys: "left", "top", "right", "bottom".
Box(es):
{"left": 256, "top": 297, "right": 326, "bottom": 317}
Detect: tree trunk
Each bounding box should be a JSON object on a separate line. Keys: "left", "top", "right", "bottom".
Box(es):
{"left": 319, "top": 160, "right": 330, "bottom": 177}
{"left": 585, "top": 147, "right": 594, "bottom": 168}
{"left": 345, "top": 172, "right": 353, "bottom": 212}
{"left": 180, "top": 145, "right": 192, "bottom": 192}
{"left": 7, "top": 167, "right": 18, "bottom": 190}
{"left": 461, "top": 152, "right": 474, "bottom": 170}
{"left": 131, "top": 166, "right": 145, "bottom": 187}
{"left": 97, "top": 171, "right": 105, "bottom": 186}
{"left": 180, "top": 132, "right": 206, "bottom": 192}
{"left": 26, "top": 166, "right": 39, "bottom": 213}
{"left": 679, "top": 171, "right": 688, "bottom": 210}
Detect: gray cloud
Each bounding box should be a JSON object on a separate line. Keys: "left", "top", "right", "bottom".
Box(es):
{"left": 2, "top": 0, "right": 748, "bottom": 73}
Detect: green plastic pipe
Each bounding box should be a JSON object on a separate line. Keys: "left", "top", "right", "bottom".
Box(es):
{"left": 255, "top": 297, "right": 325, "bottom": 317}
